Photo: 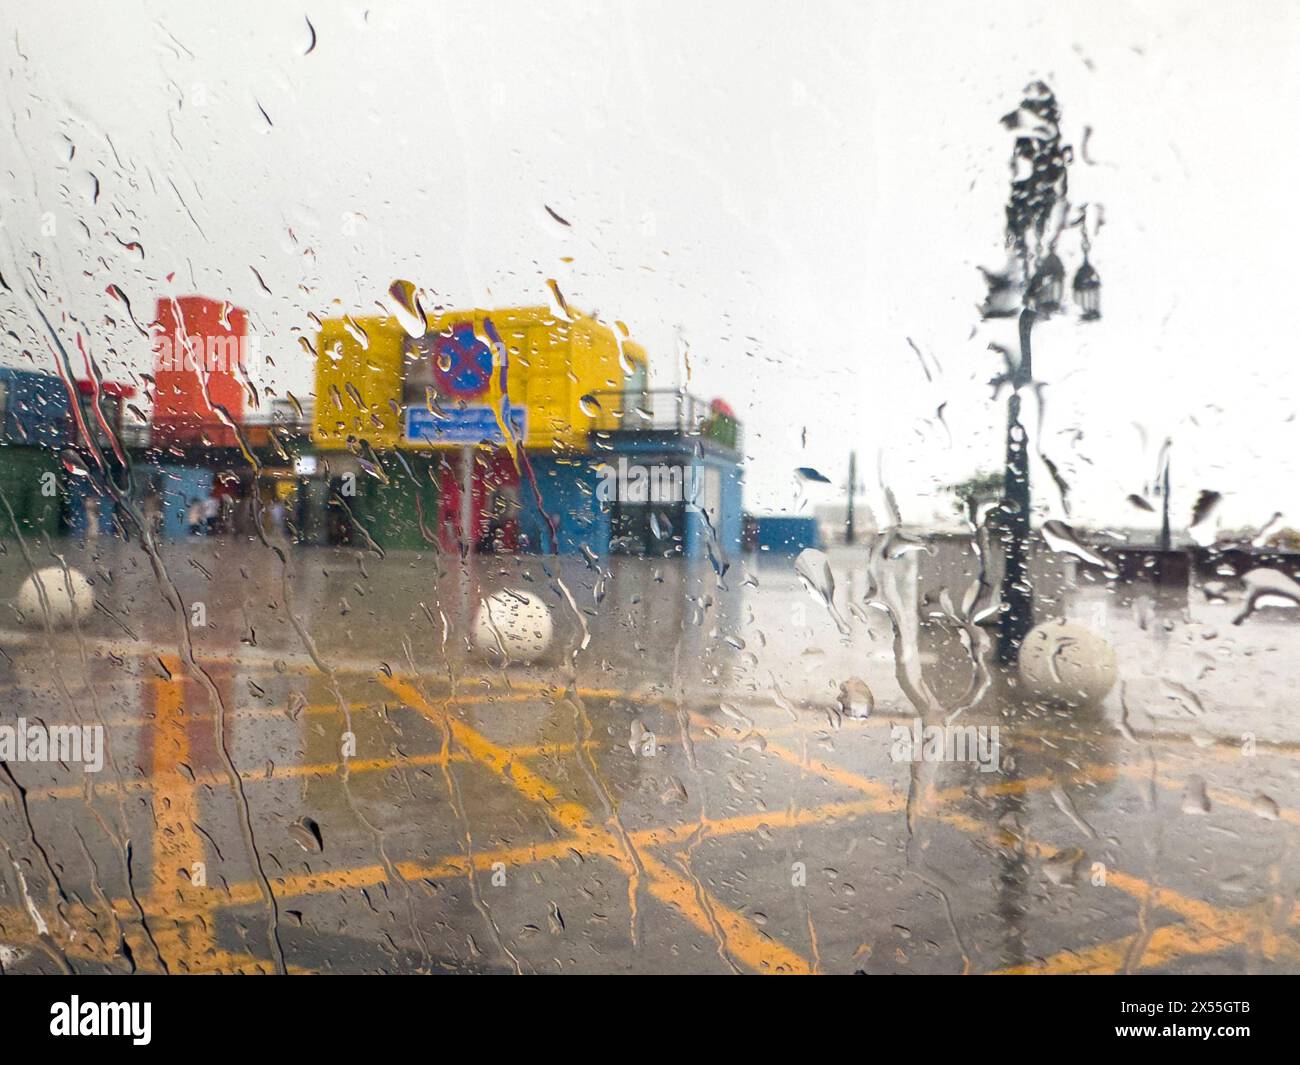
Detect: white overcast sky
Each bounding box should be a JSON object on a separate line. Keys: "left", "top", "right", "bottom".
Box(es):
{"left": 1, "top": 0, "right": 1297, "bottom": 535}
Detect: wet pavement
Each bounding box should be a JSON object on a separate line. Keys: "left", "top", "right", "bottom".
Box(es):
{"left": 0, "top": 538, "right": 1297, "bottom": 974}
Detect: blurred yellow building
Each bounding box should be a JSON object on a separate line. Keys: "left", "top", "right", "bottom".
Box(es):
{"left": 311, "top": 306, "right": 646, "bottom": 452}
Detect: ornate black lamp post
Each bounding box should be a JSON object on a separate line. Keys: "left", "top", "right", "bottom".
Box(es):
{"left": 981, "top": 82, "right": 1101, "bottom": 665}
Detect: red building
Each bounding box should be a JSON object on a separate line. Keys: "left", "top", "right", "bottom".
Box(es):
{"left": 151, "top": 296, "right": 249, "bottom": 448}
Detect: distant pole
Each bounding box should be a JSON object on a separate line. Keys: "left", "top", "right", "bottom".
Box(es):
{"left": 845, "top": 450, "right": 857, "bottom": 545}
{"left": 1159, "top": 448, "right": 1172, "bottom": 553}
{"left": 459, "top": 443, "right": 475, "bottom": 622}
{"left": 460, "top": 444, "right": 475, "bottom": 558}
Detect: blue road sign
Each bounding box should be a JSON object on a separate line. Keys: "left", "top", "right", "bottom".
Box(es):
{"left": 434, "top": 322, "right": 494, "bottom": 396}
{"left": 404, "top": 404, "right": 526, "bottom": 446}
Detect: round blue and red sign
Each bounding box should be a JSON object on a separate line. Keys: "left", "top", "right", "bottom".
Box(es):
{"left": 434, "top": 321, "right": 493, "bottom": 397}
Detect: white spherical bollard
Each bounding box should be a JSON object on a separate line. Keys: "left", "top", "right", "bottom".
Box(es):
{"left": 1018, "top": 619, "right": 1117, "bottom": 707}
{"left": 472, "top": 589, "right": 554, "bottom": 664}
{"left": 16, "top": 566, "right": 95, "bottom": 629}
{"left": 837, "top": 677, "right": 874, "bottom": 720}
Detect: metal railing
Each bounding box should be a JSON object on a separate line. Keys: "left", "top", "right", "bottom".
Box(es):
{"left": 586, "top": 388, "right": 742, "bottom": 451}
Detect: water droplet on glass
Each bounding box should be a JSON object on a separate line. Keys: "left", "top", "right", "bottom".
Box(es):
{"left": 60, "top": 449, "right": 91, "bottom": 477}
{"left": 387, "top": 279, "right": 427, "bottom": 338}
{"left": 1041, "top": 519, "right": 1119, "bottom": 578}
{"left": 1251, "top": 793, "right": 1280, "bottom": 820}
{"left": 289, "top": 816, "right": 324, "bottom": 852}
{"left": 1181, "top": 775, "right": 1212, "bottom": 816}
{"left": 794, "top": 548, "right": 850, "bottom": 634}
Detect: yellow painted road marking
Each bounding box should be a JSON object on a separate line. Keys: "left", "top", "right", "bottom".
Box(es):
{"left": 996, "top": 899, "right": 1300, "bottom": 974}
{"left": 143, "top": 666, "right": 218, "bottom": 972}
{"left": 740, "top": 713, "right": 1281, "bottom": 971}
{"left": 383, "top": 676, "right": 814, "bottom": 974}
{"left": 183, "top": 797, "right": 894, "bottom": 917}
{"left": 5, "top": 655, "right": 1297, "bottom": 975}
{"left": 135, "top": 691, "right": 1300, "bottom": 972}
{"left": 10, "top": 739, "right": 596, "bottom": 805}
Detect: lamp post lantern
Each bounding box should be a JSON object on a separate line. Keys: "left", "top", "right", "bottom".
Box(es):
{"left": 981, "top": 82, "right": 1101, "bottom": 665}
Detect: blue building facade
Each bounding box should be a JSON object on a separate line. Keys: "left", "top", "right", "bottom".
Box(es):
{"left": 517, "top": 454, "right": 612, "bottom": 556}
{"left": 0, "top": 367, "right": 71, "bottom": 448}
{"left": 588, "top": 420, "right": 744, "bottom": 562}
{"left": 753, "top": 515, "right": 820, "bottom": 554}
{"left": 514, "top": 391, "right": 745, "bottom": 562}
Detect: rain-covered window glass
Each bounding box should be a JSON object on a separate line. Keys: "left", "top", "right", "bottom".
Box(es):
{"left": 0, "top": 1, "right": 1295, "bottom": 1010}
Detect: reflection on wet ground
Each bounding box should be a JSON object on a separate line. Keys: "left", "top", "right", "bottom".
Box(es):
{"left": 0, "top": 539, "right": 1296, "bottom": 973}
